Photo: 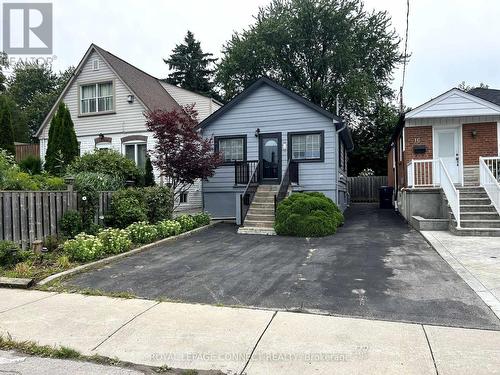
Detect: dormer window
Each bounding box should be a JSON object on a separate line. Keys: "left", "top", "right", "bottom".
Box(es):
{"left": 92, "top": 59, "right": 100, "bottom": 71}
{"left": 80, "top": 81, "right": 114, "bottom": 115}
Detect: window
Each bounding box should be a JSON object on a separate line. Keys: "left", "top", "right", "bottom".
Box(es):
{"left": 216, "top": 136, "right": 246, "bottom": 164}
{"left": 289, "top": 131, "right": 323, "bottom": 161}
{"left": 124, "top": 143, "right": 147, "bottom": 168}
{"left": 80, "top": 82, "right": 113, "bottom": 114}
{"left": 180, "top": 191, "right": 188, "bottom": 204}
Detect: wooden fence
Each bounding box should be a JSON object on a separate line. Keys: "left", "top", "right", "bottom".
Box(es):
{"left": 0, "top": 190, "right": 113, "bottom": 248}
{"left": 348, "top": 176, "right": 388, "bottom": 202}
{"left": 14, "top": 144, "right": 40, "bottom": 163}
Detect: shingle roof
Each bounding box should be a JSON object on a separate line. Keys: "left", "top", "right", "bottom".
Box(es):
{"left": 93, "top": 44, "right": 180, "bottom": 112}
{"left": 468, "top": 87, "right": 500, "bottom": 107}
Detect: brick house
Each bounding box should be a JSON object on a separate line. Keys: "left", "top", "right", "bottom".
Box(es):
{"left": 387, "top": 87, "right": 500, "bottom": 236}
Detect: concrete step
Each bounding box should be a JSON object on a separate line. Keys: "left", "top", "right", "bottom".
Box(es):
{"left": 456, "top": 220, "right": 500, "bottom": 229}
{"left": 459, "top": 192, "right": 489, "bottom": 199}
{"left": 461, "top": 212, "right": 500, "bottom": 221}
{"left": 245, "top": 214, "right": 275, "bottom": 222}
{"left": 252, "top": 196, "right": 275, "bottom": 204}
{"left": 250, "top": 202, "right": 274, "bottom": 209}
{"left": 243, "top": 220, "right": 275, "bottom": 228}
{"left": 459, "top": 197, "right": 491, "bottom": 205}
{"left": 460, "top": 204, "right": 497, "bottom": 213}
{"left": 253, "top": 191, "right": 277, "bottom": 198}
{"left": 450, "top": 227, "right": 500, "bottom": 237}
{"left": 237, "top": 226, "right": 276, "bottom": 235}
{"left": 257, "top": 185, "right": 279, "bottom": 192}
{"left": 247, "top": 207, "right": 274, "bottom": 215}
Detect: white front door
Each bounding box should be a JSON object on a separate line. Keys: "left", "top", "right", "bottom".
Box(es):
{"left": 436, "top": 128, "right": 460, "bottom": 183}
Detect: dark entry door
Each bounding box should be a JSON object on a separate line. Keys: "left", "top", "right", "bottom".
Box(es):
{"left": 259, "top": 133, "right": 281, "bottom": 184}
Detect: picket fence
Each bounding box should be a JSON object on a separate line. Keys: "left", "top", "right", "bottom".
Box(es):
{"left": 0, "top": 190, "right": 113, "bottom": 248}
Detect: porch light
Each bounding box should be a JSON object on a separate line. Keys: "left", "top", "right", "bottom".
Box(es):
{"left": 255, "top": 128, "right": 260, "bottom": 137}
{"left": 127, "top": 94, "right": 135, "bottom": 103}
{"left": 471, "top": 129, "right": 478, "bottom": 138}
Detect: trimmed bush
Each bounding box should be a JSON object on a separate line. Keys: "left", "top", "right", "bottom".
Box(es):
{"left": 0, "top": 240, "right": 29, "bottom": 267}
{"left": 63, "top": 233, "right": 104, "bottom": 262}
{"left": 97, "top": 228, "right": 132, "bottom": 254}
{"left": 175, "top": 214, "right": 196, "bottom": 232}
{"left": 126, "top": 222, "right": 158, "bottom": 244}
{"left": 143, "top": 186, "right": 173, "bottom": 223}
{"left": 109, "top": 189, "right": 148, "bottom": 228}
{"left": 192, "top": 212, "right": 211, "bottom": 227}
{"left": 19, "top": 155, "right": 42, "bottom": 175}
{"left": 74, "top": 172, "right": 123, "bottom": 192}
{"left": 274, "top": 192, "right": 344, "bottom": 237}
{"left": 156, "top": 220, "right": 182, "bottom": 238}
{"left": 59, "top": 210, "right": 83, "bottom": 238}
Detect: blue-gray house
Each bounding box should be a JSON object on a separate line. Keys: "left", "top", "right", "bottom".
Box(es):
{"left": 199, "top": 77, "right": 353, "bottom": 234}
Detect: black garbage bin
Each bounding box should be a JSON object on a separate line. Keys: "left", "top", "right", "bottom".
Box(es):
{"left": 379, "top": 186, "right": 394, "bottom": 209}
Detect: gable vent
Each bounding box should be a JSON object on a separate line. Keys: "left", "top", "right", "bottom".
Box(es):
{"left": 92, "top": 59, "right": 100, "bottom": 71}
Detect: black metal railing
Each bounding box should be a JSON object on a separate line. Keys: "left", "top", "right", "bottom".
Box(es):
{"left": 274, "top": 160, "right": 299, "bottom": 214}
{"left": 235, "top": 160, "right": 259, "bottom": 185}
{"left": 240, "top": 160, "right": 261, "bottom": 224}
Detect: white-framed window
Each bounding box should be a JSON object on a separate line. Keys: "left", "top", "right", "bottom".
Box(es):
{"left": 124, "top": 142, "right": 147, "bottom": 169}
{"left": 289, "top": 132, "right": 323, "bottom": 161}
{"left": 92, "top": 59, "right": 100, "bottom": 71}
{"left": 216, "top": 136, "right": 245, "bottom": 164}
{"left": 180, "top": 191, "right": 188, "bottom": 204}
{"left": 80, "top": 81, "right": 113, "bottom": 114}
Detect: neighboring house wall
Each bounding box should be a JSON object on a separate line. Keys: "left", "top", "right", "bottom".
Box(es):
{"left": 387, "top": 147, "right": 395, "bottom": 188}
{"left": 202, "top": 84, "right": 342, "bottom": 218}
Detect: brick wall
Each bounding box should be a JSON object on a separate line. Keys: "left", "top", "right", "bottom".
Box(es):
{"left": 402, "top": 126, "right": 433, "bottom": 187}
{"left": 387, "top": 147, "right": 394, "bottom": 187}
{"left": 462, "top": 122, "right": 498, "bottom": 165}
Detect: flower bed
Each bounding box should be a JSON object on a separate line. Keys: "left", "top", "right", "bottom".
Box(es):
{"left": 0, "top": 212, "right": 212, "bottom": 281}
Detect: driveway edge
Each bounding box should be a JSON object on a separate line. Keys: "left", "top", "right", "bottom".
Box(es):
{"left": 37, "top": 221, "right": 220, "bottom": 286}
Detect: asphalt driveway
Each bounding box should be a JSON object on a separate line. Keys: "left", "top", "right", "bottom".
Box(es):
{"left": 63, "top": 203, "right": 500, "bottom": 330}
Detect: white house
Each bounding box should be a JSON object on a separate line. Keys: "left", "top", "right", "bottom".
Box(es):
{"left": 36, "top": 44, "right": 221, "bottom": 211}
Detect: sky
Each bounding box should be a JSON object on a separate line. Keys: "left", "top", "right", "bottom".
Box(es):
{"left": 3, "top": 0, "right": 500, "bottom": 108}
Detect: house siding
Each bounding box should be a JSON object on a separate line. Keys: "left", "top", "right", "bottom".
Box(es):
{"left": 201, "top": 84, "right": 341, "bottom": 218}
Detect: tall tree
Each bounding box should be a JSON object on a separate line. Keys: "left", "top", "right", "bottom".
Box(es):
{"left": 7, "top": 62, "right": 74, "bottom": 139}
{"left": 145, "top": 105, "right": 222, "bottom": 206}
{"left": 44, "top": 102, "right": 78, "bottom": 175}
{"left": 0, "top": 96, "right": 15, "bottom": 155}
{"left": 164, "top": 31, "right": 217, "bottom": 96}
{"left": 0, "top": 52, "right": 8, "bottom": 93}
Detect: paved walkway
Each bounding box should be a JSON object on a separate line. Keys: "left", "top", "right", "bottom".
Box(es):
{"left": 1, "top": 289, "right": 500, "bottom": 374}
{"left": 422, "top": 231, "right": 500, "bottom": 320}
{"left": 63, "top": 204, "right": 500, "bottom": 330}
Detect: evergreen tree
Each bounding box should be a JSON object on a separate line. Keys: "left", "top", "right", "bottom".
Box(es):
{"left": 44, "top": 103, "right": 78, "bottom": 175}
{"left": 144, "top": 156, "right": 155, "bottom": 186}
{"left": 0, "top": 96, "right": 15, "bottom": 155}
{"left": 164, "top": 31, "right": 217, "bottom": 96}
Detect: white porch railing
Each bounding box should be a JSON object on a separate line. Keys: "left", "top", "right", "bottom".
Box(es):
{"left": 407, "top": 159, "right": 439, "bottom": 187}
{"left": 479, "top": 157, "right": 500, "bottom": 214}
{"left": 438, "top": 159, "right": 461, "bottom": 228}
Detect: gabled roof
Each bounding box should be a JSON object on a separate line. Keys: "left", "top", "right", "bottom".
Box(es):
{"left": 197, "top": 77, "right": 352, "bottom": 149}
{"left": 36, "top": 44, "right": 181, "bottom": 137}
{"left": 468, "top": 87, "right": 500, "bottom": 107}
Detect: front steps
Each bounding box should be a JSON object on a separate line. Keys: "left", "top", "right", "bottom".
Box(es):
{"left": 449, "top": 186, "right": 500, "bottom": 236}
{"left": 237, "top": 185, "right": 278, "bottom": 235}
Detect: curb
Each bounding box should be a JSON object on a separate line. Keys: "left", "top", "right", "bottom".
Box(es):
{"left": 37, "top": 221, "right": 219, "bottom": 286}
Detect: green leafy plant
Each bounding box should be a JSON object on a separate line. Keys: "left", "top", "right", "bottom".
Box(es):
{"left": 274, "top": 192, "right": 344, "bottom": 237}
{"left": 97, "top": 228, "right": 132, "bottom": 255}
{"left": 0, "top": 240, "right": 29, "bottom": 267}
{"left": 59, "top": 210, "right": 83, "bottom": 238}
{"left": 126, "top": 222, "right": 158, "bottom": 244}
{"left": 109, "top": 189, "right": 148, "bottom": 228}
{"left": 63, "top": 233, "right": 104, "bottom": 262}
{"left": 143, "top": 186, "right": 173, "bottom": 223}
{"left": 175, "top": 214, "right": 196, "bottom": 232}
{"left": 156, "top": 220, "right": 182, "bottom": 238}
{"left": 144, "top": 156, "right": 155, "bottom": 186}
{"left": 74, "top": 172, "right": 123, "bottom": 192}
{"left": 43, "top": 235, "right": 61, "bottom": 252}
{"left": 19, "top": 155, "right": 42, "bottom": 175}
{"left": 192, "top": 212, "right": 210, "bottom": 227}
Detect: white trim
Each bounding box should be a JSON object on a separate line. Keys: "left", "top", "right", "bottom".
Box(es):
{"left": 498, "top": 121, "right": 500, "bottom": 156}
{"left": 402, "top": 127, "right": 405, "bottom": 152}
{"left": 406, "top": 88, "right": 500, "bottom": 119}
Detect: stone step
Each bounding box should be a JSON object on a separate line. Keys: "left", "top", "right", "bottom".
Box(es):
{"left": 455, "top": 220, "right": 500, "bottom": 229}
{"left": 460, "top": 204, "right": 497, "bottom": 213}
{"left": 461, "top": 212, "right": 500, "bottom": 221}
{"left": 450, "top": 227, "right": 500, "bottom": 237}
{"left": 245, "top": 213, "right": 275, "bottom": 222}
{"left": 243, "top": 220, "right": 275, "bottom": 228}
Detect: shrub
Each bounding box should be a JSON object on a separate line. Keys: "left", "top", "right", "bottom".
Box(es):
{"left": 143, "top": 186, "right": 173, "bottom": 223}
{"left": 63, "top": 233, "right": 104, "bottom": 262}
{"left": 144, "top": 156, "right": 155, "bottom": 186}
{"left": 43, "top": 235, "right": 61, "bottom": 252}
{"left": 274, "top": 192, "right": 344, "bottom": 237}
{"left": 19, "top": 155, "right": 42, "bottom": 175}
{"left": 13, "top": 262, "right": 32, "bottom": 277}
{"left": 156, "top": 220, "right": 182, "bottom": 238}
{"left": 37, "top": 175, "right": 66, "bottom": 190}
{"left": 109, "top": 189, "right": 148, "bottom": 228}
{"left": 175, "top": 214, "right": 196, "bottom": 232}
{"left": 126, "top": 222, "right": 158, "bottom": 244}
{"left": 67, "top": 149, "right": 144, "bottom": 185}
{"left": 1, "top": 170, "right": 40, "bottom": 190}
{"left": 59, "top": 210, "right": 83, "bottom": 238}
{"left": 192, "top": 212, "right": 211, "bottom": 227}
{"left": 98, "top": 228, "right": 132, "bottom": 254}
{"left": 0, "top": 240, "right": 29, "bottom": 267}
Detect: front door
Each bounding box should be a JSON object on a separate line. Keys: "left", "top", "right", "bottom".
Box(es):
{"left": 259, "top": 133, "right": 281, "bottom": 184}
{"left": 436, "top": 128, "right": 460, "bottom": 184}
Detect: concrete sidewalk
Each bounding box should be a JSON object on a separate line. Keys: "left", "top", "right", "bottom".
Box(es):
{"left": 1, "top": 289, "right": 500, "bottom": 374}
{"left": 422, "top": 231, "right": 500, "bottom": 320}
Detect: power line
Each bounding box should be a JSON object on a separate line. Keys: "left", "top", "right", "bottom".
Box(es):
{"left": 400, "top": 0, "right": 410, "bottom": 113}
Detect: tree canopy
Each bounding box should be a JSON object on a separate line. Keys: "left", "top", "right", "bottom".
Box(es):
{"left": 164, "top": 31, "right": 217, "bottom": 97}
{"left": 0, "top": 96, "right": 15, "bottom": 155}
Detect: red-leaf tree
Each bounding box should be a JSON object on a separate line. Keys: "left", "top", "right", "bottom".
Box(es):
{"left": 145, "top": 105, "right": 223, "bottom": 207}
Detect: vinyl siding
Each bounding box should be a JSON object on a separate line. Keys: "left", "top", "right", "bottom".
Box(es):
{"left": 201, "top": 84, "right": 340, "bottom": 217}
